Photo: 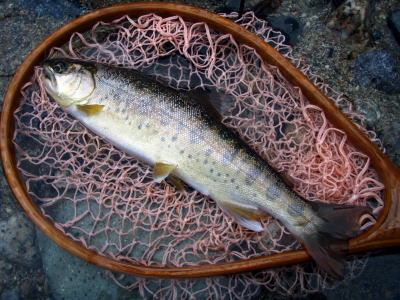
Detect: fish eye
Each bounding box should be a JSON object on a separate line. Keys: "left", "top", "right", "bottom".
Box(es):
{"left": 52, "top": 61, "right": 68, "bottom": 74}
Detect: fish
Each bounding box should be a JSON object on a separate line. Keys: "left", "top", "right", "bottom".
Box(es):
{"left": 41, "top": 58, "right": 367, "bottom": 277}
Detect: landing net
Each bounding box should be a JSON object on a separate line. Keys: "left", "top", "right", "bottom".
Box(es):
{"left": 14, "top": 12, "right": 384, "bottom": 298}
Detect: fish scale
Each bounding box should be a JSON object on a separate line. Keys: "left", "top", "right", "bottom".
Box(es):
{"left": 42, "top": 58, "right": 367, "bottom": 277}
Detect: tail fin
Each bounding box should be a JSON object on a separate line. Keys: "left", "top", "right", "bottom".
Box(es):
{"left": 299, "top": 203, "right": 369, "bottom": 278}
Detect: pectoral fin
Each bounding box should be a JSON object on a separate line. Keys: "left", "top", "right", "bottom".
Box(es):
{"left": 77, "top": 104, "right": 105, "bottom": 115}
{"left": 153, "top": 161, "right": 177, "bottom": 183}
{"left": 216, "top": 199, "right": 265, "bottom": 232}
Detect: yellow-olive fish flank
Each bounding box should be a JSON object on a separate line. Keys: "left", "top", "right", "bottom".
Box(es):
{"left": 42, "top": 58, "right": 367, "bottom": 277}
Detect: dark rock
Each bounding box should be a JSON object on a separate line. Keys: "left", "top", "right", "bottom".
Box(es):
{"left": 0, "top": 214, "right": 40, "bottom": 267}
{"left": 371, "top": 30, "right": 382, "bottom": 42}
{"left": 354, "top": 50, "right": 400, "bottom": 94}
{"left": 327, "top": 48, "right": 334, "bottom": 58}
{"left": 331, "top": 0, "right": 345, "bottom": 8}
{"left": 224, "top": 0, "right": 281, "bottom": 16}
{"left": 0, "top": 76, "right": 12, "bottom": 107}
{"left": 303, "top": 0, "right": 330, "bottom": 8}
{"left": 266, "top": 15, "right": 303, "bottom": 45}
{"left": 381, "top": 122, "right": 400, "bottom": 167}
{"left": 325, "top": 252, "right": 400, "bottom": 299}
{"left": 19, "top": 280, "right": 34, "bottom": 298}
{"left": 0, "top": 287, "right": 20, "bottom": 300}
{"left": 0, "top": 16, "right": 65, "bottom": 75}
{"left": 0, "top": 260, "right": 13, "bottom": 286}
{"left": 388, "top": 10, "right": 400, "bottom": 45}
{"left": 20, "top": 0, "right": 83, "bottom": 19}
{"left": 36, "top": 229, "right": 132, "bottom": 300}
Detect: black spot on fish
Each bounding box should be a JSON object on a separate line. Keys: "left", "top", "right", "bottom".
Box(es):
{"left": 287, "top": 202, "right": 305, "bottom": 217}
{"left": 266, "top": 183, "right": 281, "bottom": 201}
{"left": 245, "top": 167, "right": 261, "bottom": 186}
{"left": 138, "top": 124, "right": 142, "bottom": 130}
{"left": 217, "top": 173, "right": 221, "bottom": 177}
{"left": 231, "top": 178, "right": 235, "bottom": 183}
{"left": 222, "top": 150, "right": 235, "bottom": 165}
{"left": 176, "top": 122, "right": 185, "bottom": 133}
{"left": 180, "top": 150, "right": 185, "bottom": 154}
{"left": 188, "top": 154, "right": 192, "bottom": 159}
{"left": 203, "top": 159, "right": 208, "bottom": 165}
{"left": 172, "top": 136, "right": 178, "bottom": 142}
{"left": 160, "top": 137, "right": 166, "bottom": 142}
{"left": 210, "top": 169, "right": 214, "bottom": 173}
{"left": 146, "top": 123, "right": 150, "bottom": 128}
{"left": 235, "top": 185, "right": 240, "bottom": 190}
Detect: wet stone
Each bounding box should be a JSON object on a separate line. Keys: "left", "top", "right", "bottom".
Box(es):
{"left": 303, "top": 0, "right": 330, "bottom": 7}
{"left": 0, "top": 213, "right": 40, "bottom": 267}
{"left": 0, "top": 287, "right": 20, "bottom": 300}
{"left": 388, "top": 10, "right": 400, "bottom": 45}
{"left": 354, "top": 50, "right": 400, "bottom": 94}
{"left": 265, "top": 15, "right": 303, "bottom": 46}
{"left": 0, "top": 76, "right": 12, "bottom": 106}
{"left": 0, "top": 260, "right": 13, "bottom": 286}
{"left": 380, "top": 122, "right": 400, "bottom": 166}
{"left": 36, "top": 229, "right": 134, "bottom": 300}
{"left": 20, "top": 0, "right": 83, "bottom": 19}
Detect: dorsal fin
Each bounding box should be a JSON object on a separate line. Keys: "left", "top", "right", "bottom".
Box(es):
{"left": 186, "top": 88, "right": 225, "bottom": 123}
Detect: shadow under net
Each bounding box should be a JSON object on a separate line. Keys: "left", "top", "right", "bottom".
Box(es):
{"left": 13, "top": 12, "right": 384, "bottom": 298}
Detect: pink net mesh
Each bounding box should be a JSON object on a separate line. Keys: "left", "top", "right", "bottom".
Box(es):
{"left": 13, "top": 12, "right": 384, "bottom": 298}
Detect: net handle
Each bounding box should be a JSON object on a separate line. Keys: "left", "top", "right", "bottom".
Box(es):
{"left": 1, "top": 1, "right": 400, "bottom": 278}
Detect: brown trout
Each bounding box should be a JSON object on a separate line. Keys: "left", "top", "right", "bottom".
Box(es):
{"left": 42, "top": 58, "right": 365, "bottom": 277}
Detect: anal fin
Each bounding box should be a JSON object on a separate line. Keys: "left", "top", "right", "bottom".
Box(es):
{"left": 217, "top": 199, "right": 264, "bottom": 232}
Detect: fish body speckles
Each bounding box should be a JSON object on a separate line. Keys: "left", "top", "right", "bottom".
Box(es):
{"left": 42, "top": 58, "right": 367, "bottom": 277}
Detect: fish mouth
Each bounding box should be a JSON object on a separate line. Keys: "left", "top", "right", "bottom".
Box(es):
{"left": 42, "top": 65, "right": 57, "bottom": 88}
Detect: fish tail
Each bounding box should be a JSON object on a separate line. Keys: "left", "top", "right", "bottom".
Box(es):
{"left": 298, "top": 203, "right": 368, "bottom": 278}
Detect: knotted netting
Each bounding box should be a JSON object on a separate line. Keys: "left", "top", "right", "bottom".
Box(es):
{"left": 14, "top": 11, "right": 384, "bottom": 298}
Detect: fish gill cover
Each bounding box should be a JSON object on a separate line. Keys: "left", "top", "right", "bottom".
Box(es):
{"left": 13, "top": 11, "right": 384, "bottom": 299}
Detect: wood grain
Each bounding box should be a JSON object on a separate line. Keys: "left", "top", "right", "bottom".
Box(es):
{"left": 1, "top": 2, "right": 399, "bottom": 278}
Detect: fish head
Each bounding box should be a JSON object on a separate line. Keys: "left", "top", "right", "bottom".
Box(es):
{"left": 42, "top": 59, "right": 96, "bottom": 107}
